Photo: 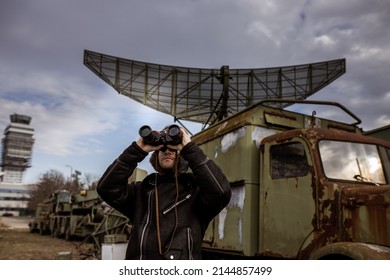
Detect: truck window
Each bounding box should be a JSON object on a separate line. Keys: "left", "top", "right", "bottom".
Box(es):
{"left": 270, "top": 142, "right": 309, "bottom": 179}
{"left": 58, "top": 191, "right": 71, "bottom": 203}
{"left": 319, "top": 140, "right": 387, "bottom": 184}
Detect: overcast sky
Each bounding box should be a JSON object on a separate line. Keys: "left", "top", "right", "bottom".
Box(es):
{"left": 1, "top": 0, "right": 389, "bottom": 185}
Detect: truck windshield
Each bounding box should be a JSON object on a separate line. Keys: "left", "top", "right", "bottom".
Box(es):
{"left": 319, "top": 140, "right": 388, "bottom": 184}
{"left": 58, "top": 191, "right": 71, "bottom": 203}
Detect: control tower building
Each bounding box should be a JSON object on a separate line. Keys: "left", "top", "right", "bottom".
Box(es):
{"left": 1, "top": 114, "right": 35, "bottom": 184}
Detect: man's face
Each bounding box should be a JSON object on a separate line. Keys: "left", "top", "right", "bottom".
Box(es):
{"left": 158, "top": 148, "right": 176, "bottom": 170}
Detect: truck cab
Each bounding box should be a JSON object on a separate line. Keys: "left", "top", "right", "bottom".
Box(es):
{"left": 260, "top": 128, "right": 390, "bottom": 259}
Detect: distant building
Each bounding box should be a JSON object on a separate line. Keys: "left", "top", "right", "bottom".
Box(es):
{"left": 0, "top": 182, "right": 32, "bottom": 216}
{"left": 0, "top": 114, "right": 34, "bottom": 216}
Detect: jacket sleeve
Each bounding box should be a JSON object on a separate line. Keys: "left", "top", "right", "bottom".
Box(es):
{"left": 180, "top": 142, "right": 231, "bottom": 223}
{"left": 96, "top": 142, "right": 148, "bottom": 218}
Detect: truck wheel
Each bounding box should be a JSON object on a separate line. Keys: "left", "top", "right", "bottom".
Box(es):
{"left": 65, "top": 227, "right": 72, "bottom": 241}
{"left": 39, "top": 223, "right": 44, "bottom": 235}
{"left": 52, "top": 223, "right": 60, "bottom": 238}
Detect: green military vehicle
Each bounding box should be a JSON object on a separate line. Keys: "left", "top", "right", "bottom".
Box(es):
{"left": 193, "top": 100, "right": 390, "bottom": 259}
{"left": 64, "top": 189, "right": 104, "bottom": 240}
{"left": 29, "top": 202, "right": 51, "bottom": 234}
{"left": 49, "top": 189, "right": 73, "bottom": 238}
{"left": 30, "top": 189, "right": 104, "bottom": 241}
{"left": 50, "top": 189, "right": 103, "bottom": 240}
{"left": 29, "top": 189, "right": 71, "bottom": 235}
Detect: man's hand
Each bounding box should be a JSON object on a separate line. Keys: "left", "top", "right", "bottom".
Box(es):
{"left": 136, "top": 137, "right": 163, "bottom": 153}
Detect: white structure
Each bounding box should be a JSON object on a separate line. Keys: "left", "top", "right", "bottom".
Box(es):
{"left": 0, "top": 114, "right": 34, "bottom": 216}
{"left": 1, "top": 114, "right": 34, "bottom": 184}
{"left": 101, "top": 243, "right": 127, "bottom": 260}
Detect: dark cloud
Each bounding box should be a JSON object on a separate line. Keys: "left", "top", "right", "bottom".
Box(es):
{"left": 0, "top": 0, "right": 389, "bottom": 182}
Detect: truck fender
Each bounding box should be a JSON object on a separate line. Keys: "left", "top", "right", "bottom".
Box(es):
{"left": 309, "top": 242, "right": 390, "bottom": 260}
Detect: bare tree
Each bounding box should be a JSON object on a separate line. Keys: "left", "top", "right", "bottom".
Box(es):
{"left": 27, "top": 169, "right": 67, "bottom": 211}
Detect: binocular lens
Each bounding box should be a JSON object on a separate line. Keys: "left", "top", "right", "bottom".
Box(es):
{"left": 168, "top": 125, "right": 181, "bottom": 137}
{"left": 139, "top": 125, "right": 152, "bottom": 137}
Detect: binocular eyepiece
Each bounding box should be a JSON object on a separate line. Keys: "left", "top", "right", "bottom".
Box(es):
{"left": 139, "top": 124, "right": 182, "bottom": 146}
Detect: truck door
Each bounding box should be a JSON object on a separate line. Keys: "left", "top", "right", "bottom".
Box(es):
{"left": 259, "top": 139, "right": 316, "bottom": 258}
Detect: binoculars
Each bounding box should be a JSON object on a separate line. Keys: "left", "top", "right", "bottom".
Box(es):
{"left": 139, "top": 124, "right": 182, "bottom": 146}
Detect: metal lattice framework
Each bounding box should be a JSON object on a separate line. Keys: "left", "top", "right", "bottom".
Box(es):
{"left": 84, "top": 49, "right": 345, "bottom": 126}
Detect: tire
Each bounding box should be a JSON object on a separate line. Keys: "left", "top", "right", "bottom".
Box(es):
{"left": 65, "top": 226, "right": 72, "bottom": 241}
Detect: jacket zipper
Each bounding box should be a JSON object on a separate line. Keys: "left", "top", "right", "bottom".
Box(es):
{"left": 162, "top": 194, "right": 192, "bottom": 215}
{"left": 139, "top": 190, "right": 153, "bottom": 260}
{"left": 187, "top": 227, "right": 193, "bottom": 260}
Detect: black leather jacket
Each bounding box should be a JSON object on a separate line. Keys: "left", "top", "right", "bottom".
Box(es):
{"left": 97, "top": 141, "right": 231, "bottom": 260}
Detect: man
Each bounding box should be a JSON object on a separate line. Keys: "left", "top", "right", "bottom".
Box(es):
{"left": 97, "top": 126, "right": 231, "bottom": 260}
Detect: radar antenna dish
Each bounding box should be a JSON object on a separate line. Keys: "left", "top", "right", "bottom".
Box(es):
{"left": 84, "top": 50, "right": 345, "bottom": 128}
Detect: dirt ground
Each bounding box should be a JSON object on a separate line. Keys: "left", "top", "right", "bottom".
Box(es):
{"left": 0, "top": 217, "right": 96, "bottom": 260}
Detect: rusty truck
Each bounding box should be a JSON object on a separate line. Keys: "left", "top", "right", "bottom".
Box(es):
{"left": 192, "top": 99, "right": 390, "bottom": 259}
